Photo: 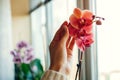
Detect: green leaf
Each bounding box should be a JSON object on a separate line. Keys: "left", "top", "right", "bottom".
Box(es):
{"left": 14, "top": 59, "right": 44, "bottom": 80}
{"left": 21, "top": 63, "right": 33, "bottom": 79}
{"left": 21, "top": 63, "right": 30, "bottom": 74}
{"left": 30, "top": 59, "right": 44, "bottom": 79}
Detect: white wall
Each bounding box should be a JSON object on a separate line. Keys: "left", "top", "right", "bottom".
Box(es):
{"left": 0, "top": 0, "right": 14, "bottom": 80}
{"left": 11, "top": 0, "right": 31, "bottom": 47}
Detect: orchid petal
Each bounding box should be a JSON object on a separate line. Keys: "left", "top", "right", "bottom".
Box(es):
{"left": 82, "top": 10, "right": 93, "bottom": 20}
{"left": 69, "top": 14, "right": 79, "bottom": 29}
{"left": 82, "top": 25, "right": 92, "bottom": 33}
{"left": 73, "top": 8, "right": 82, "bottom": 18}
{"left": 68, "top": 23, "right": 78, "bottom": 37}
{"left": 75, "top": 38, "right": 86, "bottom": 52}
{"left": 84, "top": 33, "right": 94, "bottom": 46}
{"left": 13, "top": 57, "right": 22, "bottom": 64}
{"left": 23, "top": 55, "right": 34, "bottom": 64}
{"left": 17, "top": 41, "right": 28, "bottom": 49}
{"left": 10, "top": 50, "right": 16, "bottom": 57}
{"left": 85, "top": 38, "right": 94, "bottom": 47}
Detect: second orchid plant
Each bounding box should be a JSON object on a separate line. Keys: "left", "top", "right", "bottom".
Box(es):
{"left": 10, "top": 41, "right": 44, "bottom": 80}
{"left": 68, "top": 8, "right": 104, "bottom": 80}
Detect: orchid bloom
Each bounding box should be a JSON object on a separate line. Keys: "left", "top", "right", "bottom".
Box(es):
{"left": 68, "top": 8, "right": 104, "bottom": 52}
{"left": 10, "top": 41, "right": 34, "bottom": 64}
{"left": 69, "top": 8, "right": 93, "bottom": 31}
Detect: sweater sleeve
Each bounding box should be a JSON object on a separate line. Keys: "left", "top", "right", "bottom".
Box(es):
{"left": 41, "top": 70, "right": 68, "bottom": 80}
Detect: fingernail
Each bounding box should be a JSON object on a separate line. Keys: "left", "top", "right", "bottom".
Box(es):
{"left": 63, "top": 21, "right": 68, "bottom": 26}
{"left": 62, "top": 25, "right": 68, "bottom": 33}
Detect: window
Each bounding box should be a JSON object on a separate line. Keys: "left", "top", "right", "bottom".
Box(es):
{"left": 96, "top": 0, "right": 120, "bottom": 80}
{"left": 30, "top": 6, "right": 46, "bottom": 70}
{"left": 83, "top": 0, "right": 120, "bottom": 80}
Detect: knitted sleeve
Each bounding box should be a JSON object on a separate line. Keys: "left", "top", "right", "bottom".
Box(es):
{"left": 41, "top": 70, "right": 68, "bottom": 80}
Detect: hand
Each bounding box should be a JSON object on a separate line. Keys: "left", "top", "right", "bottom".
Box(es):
{"left": 49, "top": 21, "right": 75, "bottom": 75}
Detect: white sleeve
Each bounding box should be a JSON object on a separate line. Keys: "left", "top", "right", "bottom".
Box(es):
{"left": 41, "top": 70, "right": 68, "bottom": 80}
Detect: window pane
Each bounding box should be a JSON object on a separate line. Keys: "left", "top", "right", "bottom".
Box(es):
{"left": 96, "top": 0, "right": 120, "bottom": 80}
{"left": 30, "top": 6, "right": 46, "bottom": 70}
{"left": 30, "top": 0, "right": 45, "bottom": 10}
{"left": 52, "top": 0, "right": 77, "bottom": 35}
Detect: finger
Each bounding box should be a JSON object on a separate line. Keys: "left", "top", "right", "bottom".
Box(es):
{"left": 68, "top": 37, "right": 75, "bottom": 51}
{"left": 59, "top": 25, "right": 69, "bottom": 43}
{"left": 66, "top": 36, "right": 71, "bottom": 47}
{"left": 50, "top": 21, "right": 68, "bottom": 47}
{"left": 52, "top": 21, "right": 68, "bottom": 42}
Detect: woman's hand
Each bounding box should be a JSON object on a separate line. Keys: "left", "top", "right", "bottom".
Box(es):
{"left": 49, "top": 21, "right": 75, "bottom": 75}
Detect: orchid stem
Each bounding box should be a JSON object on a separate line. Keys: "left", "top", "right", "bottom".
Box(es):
{"left": 75, "top": 51, "right": 83, "bottom": 80}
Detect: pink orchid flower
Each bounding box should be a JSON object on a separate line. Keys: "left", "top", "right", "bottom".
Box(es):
{"left": 69, "top": 8, "right": 93, "bottom": 31}
{"left": 68, "top": 8, "right": 104, "bottom": 52}
{"left": 76, "top": 33, "right": 94, "bottom": 52}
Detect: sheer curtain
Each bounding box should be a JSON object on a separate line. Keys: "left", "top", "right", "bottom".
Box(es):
{"left": 0, "top": 0, "right": 14, "bottom": 79}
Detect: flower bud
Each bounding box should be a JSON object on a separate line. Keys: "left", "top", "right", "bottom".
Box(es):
{"left": 96, "top": 20, "right": 102, "bottom": 25}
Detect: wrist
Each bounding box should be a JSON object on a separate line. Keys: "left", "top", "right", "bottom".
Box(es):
{"left": 49, "top": 64, "right": 67, "bottom": 76}
{"left": 49, "top": 64, "right": 70, "bottom": 76}
{"left": 42, "top": 70, "right": 69, "bottom": 80}
{"left": 49, "top": 64, "right": 62, "bottom": 72}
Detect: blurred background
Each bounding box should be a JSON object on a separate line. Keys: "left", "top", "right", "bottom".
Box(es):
{"left": 0, "top": 0, "right": 120, "bottom": 80}
{"left": 0, "top": 0, "right": 77, "bottom": 80}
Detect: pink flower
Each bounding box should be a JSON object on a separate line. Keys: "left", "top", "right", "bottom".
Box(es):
{"left": 10, "top": 50, "right": 17, "bottom": 57}
{"left": 17, "top": 41, "right": 28, "bottom": 49}
{"left": 10, "top": 41, "right": 35, "bottom": 64}
{"left": 68, "top": 23, "right": 79, "bottom": 37}
{"left": 13, "top": 56, "right": 22, "bottom": 64}
{"left": 69, "top": 8, "right": 93, "bottom": 30}
{"left": 76, "top": 33, "right": 94, "bottom": 52}
{"left": 23, "top": 54, "right": 34, "bottom": 64}
{"left": 68, "top": 8, "right": 104, "bottom": 52}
